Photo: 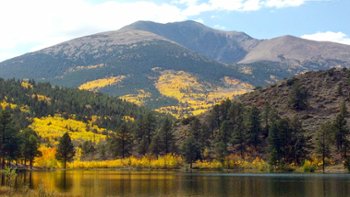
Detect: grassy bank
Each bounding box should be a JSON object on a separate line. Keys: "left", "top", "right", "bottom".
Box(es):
{"left": 31, "top": 152, "right": 346, "bottom": 173}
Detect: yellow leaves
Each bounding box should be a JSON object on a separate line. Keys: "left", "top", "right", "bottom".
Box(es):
{"left": 32, "top": 94, "right": 51, "bottom": 103}
{"left": 193, "top": 155, "right": 269, "bottom": 171}
{"left": 78, "top": 76, "right": 126, "bottom": 91}
{"left": 297, "top": 154, "right": 324, "bottom": 172}
{"left": 29, "top": 115, "right": 106, "bottom": 144}
{"left": 120, "top": 89, "right": 151, "bottom": 106}
{"left": 155, "top": 70, "right": 253, "bottom": 118}
{"left": 122, "top": 115, "right": 135, "bottom": 122}
{"left": 0, "top": 100, "right": 17, "bottom": 110}
{"left": 34, "top": 146, "right": 60, "bottom": 169}
{"left": 0, "top": 101, "right": 16, "bottom": 110}
{"left": 156, "top": 70, "right": 204, "bottom": 101}
{"left": 21, "top": 81, "right": 33, "bottom": 89}
{"left": 1, "top": 100, "right": 30, "bottom": 113}
{"left": 194, "top": 160, "right": 223, "bottom": 169}
{"left": 19, "top": 105, "right": 30, "bottom": 113}
{"left": 68, "top": 154, "right": 183, "bottom": 169}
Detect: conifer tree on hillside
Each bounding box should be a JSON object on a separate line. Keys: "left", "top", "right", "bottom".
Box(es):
{"left": 334, "top": 101, "right": 349, "bottom": 159}
{"left": 135, "top": 112, "right": 157, "bottom": 155}
{"left": 288, "top": 82, "right": 308, "bottom": 110}
{"left": 289, "top": 116, "right": 312, "bottom": 165}
{"left": 181, "top": 135, "right": 201, "bottom": 169}
{"left": 56, "top": 132, "right": 75, "bottom": 169}
{"left": 213, "top": 120, "right": 231, "bottom": 163}
{"left": 245, "top": 106, "right": 262, "bottom": 149}
{"left": 151, "top": 118, "right": 176, "bottom": 156}
{"left": 0, "top": 110, "right": 21, "bottom": 168}
{"left": 230, "top": 103, "right": 246, "bottom": 158}
{"left": 108, "top": 123, "right": 133, "bottom": 158}
{"left": 262, "top": 103, "right": 271, "bottom": 138}
{"left": 316, "top": 122, "right": 334, "bottom": 173}
{"left": 20, "top": 128, "right": 41, "bottom": 169}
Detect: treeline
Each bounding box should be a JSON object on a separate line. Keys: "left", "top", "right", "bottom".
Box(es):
{"left": 1, "top": 78, "right": 350, "bottom": 172}
{"left": 180, "top": 98, "right": 350, "bottom": 171}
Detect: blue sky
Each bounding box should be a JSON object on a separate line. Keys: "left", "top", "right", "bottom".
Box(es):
{"left": 0, "top": 0, "right": 349, "bottom": 62}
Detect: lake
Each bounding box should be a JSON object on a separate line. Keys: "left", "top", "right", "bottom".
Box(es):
{"left": 11, "top": 170, "right": 350, "bottom": 196}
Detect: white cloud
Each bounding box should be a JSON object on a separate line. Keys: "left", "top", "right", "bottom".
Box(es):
{"left": 0, "top": 0, "right": 311, "bottom": 62}
{"left": 0, "top": 0, "right": 186, "bottom": 61}
{"left": 264, "top": 0, "right": 305, "bottom": 8}
{"left": 176, "top": 0, "right": 307, "bottom": 16}
{"left": 301, "top": 31, "right": 350, "bottom": 45}
{"left": 214, "top": 24, "right": 227, "bottom": 30}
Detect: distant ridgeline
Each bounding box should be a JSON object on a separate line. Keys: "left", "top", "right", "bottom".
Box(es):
{"left": 3, "top": 21, "right": 350, "bottom": 118}
{"left": 1, "top": 68, "right": 350, "bottom": 172}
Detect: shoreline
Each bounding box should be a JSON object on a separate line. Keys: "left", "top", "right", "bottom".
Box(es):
{"left": 12, "top": 165, "right": 348, "bottom": 174}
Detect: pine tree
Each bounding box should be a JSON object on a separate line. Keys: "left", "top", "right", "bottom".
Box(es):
{"left": 150, "top": 133, "right": 162, "bottom": 156}
{"left": 268, "top": 118, "right": 282, "bottom": 168}
{"left": 0, "top": 110, "right": 20, "bottom": 168}
{"left": 213, "top": 121, "right": 231, "bottom": 163}
{"left": 245, "top": 106, "right": 262, "bottom": 149}
{"left": 149, "top": 118, "right": 176, "bottom": 156}
{"left": 189, "top": 117, "right": 205, "bottom": 158}
{"left": 268, "top": 115, "right": 291, "bottom": 168}
{"left": 135, "top": 112, "right": 157, "bottom": 155}
{"left": 20, "top": 128, "right": 41, "bottom": 169}
{"left": 181, "top": 135, "right": 201, "bottom": 169}
{"left": 56, "top": 132, "right": 75, "bottom": 169}
{"left": 316, "top": 122, "right": 334, "bottom": 173}
{"left": 158, "top": 118, "right": 176, "bottom": 154}
{"left": 262, "top": 102, "right": 270, "bottom": 138}
{"left": 289, "top": 82, "right": 308, "bottom": 110}
{"left": 289, "top": 116, "right": 312, "bottom": 165}
{"left": 108, "top": 124, "right": 132, "bottom": 158}
{"left": 334, "top": 101, "right": 349, "bottom": 158}
{"left": 230, "top": 103, "right": 246, "bottom": 158}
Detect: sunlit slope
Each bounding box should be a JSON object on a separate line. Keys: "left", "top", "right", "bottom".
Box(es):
{"left": 119, "top": 89, "right": 152, "bottom": 106}
{"left": 155, "top": 70, "right": 253, "bottom": 118}
{"left": 78, "top": 76, "right": 125, "bottom": 91}
{"left": 30, "top": 115, "right": 107, "bottom": 144}
{"left": 0, "top": 79, "right": 152, "bottom": 145}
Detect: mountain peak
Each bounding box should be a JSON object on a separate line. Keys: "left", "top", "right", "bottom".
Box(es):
{"left": 123, "top": 20, "right": 259, "bottom": 63}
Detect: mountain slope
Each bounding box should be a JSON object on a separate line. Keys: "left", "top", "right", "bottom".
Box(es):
{"left": 1, "top": 20, "right": 350, "bottom": 118}
{"left": 238, "top": 68, "right": 350, "bottom": 131}
{"left": 240, "top": 35, "right": 350, "bottom": 66}
{"left": 0, "top": 24, "right": 253, "bottom": 118}
{"left": 124, "top": 20, "right": 260, "bottom": 63}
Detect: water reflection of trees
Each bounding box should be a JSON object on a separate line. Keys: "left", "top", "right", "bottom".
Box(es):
{"left": 54, "top": 171, "right": 73, "bottom": 192}
{"left": 4, "top": 171, "right": 350, "bottom": 196}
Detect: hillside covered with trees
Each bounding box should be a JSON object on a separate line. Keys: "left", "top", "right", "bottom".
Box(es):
{"left": 1, "top": 68, "right": 350, "bottom": 172}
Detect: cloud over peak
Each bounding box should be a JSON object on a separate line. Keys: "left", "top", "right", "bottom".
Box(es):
{"left": 301, "top": 31, "right": 350, "bottom": 45}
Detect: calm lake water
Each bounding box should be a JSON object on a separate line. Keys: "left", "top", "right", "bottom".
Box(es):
{"left": 12, "top": 170, "right": 350, "bottom": 196}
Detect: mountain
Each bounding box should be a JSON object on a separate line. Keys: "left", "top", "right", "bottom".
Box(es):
{"left": 123, "top": 20, "right": 260, "bottom": 63}
{"left": 1, "top": 20, "right": 350, "bottom": 118}
{"left": 240, "top": 35, "right": 350, "bottom": 64}
{"left": 238, "top": 68, "right": 350, "bottom": 132}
